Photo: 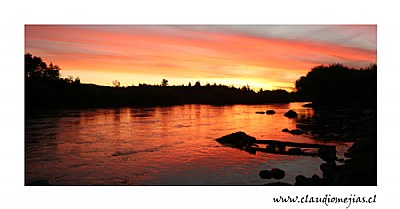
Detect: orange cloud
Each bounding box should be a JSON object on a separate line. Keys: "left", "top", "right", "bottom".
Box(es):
{"left": 25, "top": 25, "right": 376, "bottom": 90}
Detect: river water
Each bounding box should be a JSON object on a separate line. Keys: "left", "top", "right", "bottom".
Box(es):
{"left": 25, "top": 102, "right": 351, "bottom": 185}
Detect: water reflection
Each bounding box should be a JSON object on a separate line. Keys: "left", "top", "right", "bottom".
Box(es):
{"left": 25, "top": 103, "right": 350, "bottom": 185}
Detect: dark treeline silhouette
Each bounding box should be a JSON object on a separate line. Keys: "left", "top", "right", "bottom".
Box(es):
{"left": 25, "top": 54, "right": 296, "bottom": 108}
{"left": 295, "top": 63, "right": 377, "bottom": 106}
{"left": 26, "top": 54, "right": 376, "bottom": 108}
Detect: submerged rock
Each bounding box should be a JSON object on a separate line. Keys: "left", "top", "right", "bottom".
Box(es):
{"left": 277, "top": 144, "right": 286, "bottom": 153}
{"left": 259, "top": 170, "right": 272, "bottom": 179}
{"left": 288, "top": 147, "right": 303, "bottom": 155}
{"left": 281, "top": 128, "right": 289, "bottom": 132}
{"left": 266, "top": 110, "right": 276, "bottom": 115}
{"left": 320, "top": 162, "right": 337, "bottom": 180}
{"left": 216, "top": 131, "right": 256, "bottom": 148}
{"left": 255, "top": 111, "right": 265, "bottom": 114}
{"left": 289, "top": 129, "right": 304, "bottom": 135}
{"left": 295, "top": 175, "right": 308, "bottom": 185}
{"left": 318, "top": 147, "right": 337, "bottom": 162}
{"left": 302, "top": 103, "right": 314, "bottom": 108}
{"left": 284, "top": 110, "right": 298, "bottom": 118}
{"left": 271, "top": 168, "right": 285, "bottom": 179}
{"left": 266, "top": 144, "right": 277, "bottom": 152}
{"left": 295, "top": 174, "right": 324, "bottom": 186}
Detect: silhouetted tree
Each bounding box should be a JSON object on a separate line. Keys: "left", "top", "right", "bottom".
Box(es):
{"left": 161, "top": 79, "right": 169, "bottom": 86}
{"left": 295, "top": 63, "right": 377, "bottom": 105}
{"left": 25, "top": 53, "right": 47, "bottom": 78}
{"left": 25, "top": 53, "right": 60, "bottom": 80}
{"left": 188, "top": 82, "right": 192, "bottom": 87}
{"left": 74, "top": 77, "right": 81, "bottom": 84}
{"left": 194, "top": 81, "right": 201, "bottom": 87}
{"left": 113, "top": 80, "right": 121, "bottom": 88}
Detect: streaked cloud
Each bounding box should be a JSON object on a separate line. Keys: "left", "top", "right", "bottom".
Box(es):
{"left": 25, "top": 25, "right": 376, "bottom": 90}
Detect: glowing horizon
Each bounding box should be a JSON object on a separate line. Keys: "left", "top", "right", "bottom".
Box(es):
{"left": 25, "top": 25, "right": 376, "bottom": 91}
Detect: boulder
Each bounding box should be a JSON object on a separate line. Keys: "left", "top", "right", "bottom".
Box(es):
{"left": 266, "top": 144, "right": 277, "bottom": 152}
{"left": 320, "top": 162, "right": 337, "bottom": 173}
{"left": 216, "top": 132, "right": 256, "bottom": 147}
{"left": 295, "top": 174, "right": 323, "bottom": 186}
{"left": 266, "top": 110, "right": 276, "bottom": 115}
{"left": 288, "top": 147, "right": 302, "bottom": 155}
{"left": 277, "top": 144, "right": 286, "bottom": 153}
{"left": 302, "top": 103, "right": 314, "bottom": 108}
{"left": 312, "top": 174, "right": 321, "bottom": 181}
{"left": 318, "top": 147, "right": 337, "bottom": 162}
{"left": 259, "top": 170, "right": 272, "bottom": 179}
{"left": 320, "top": 162, "right": 337, "bottom": 180}
{"left": 289, "top": 129, "right": 304, "bottom": 135}
{"left": 271, "top": 168, "right": 285, "bottom": 179}
{"left": 284, "top": 110, "right": 298, "bottom": 118}
{"left": 295, "top": 175, "right": 309, "bottom": 185}
{"left": 282, "top": 128, "right": 289, "bottom": 132}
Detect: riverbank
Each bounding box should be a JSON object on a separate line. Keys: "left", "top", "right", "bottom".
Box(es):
{"left": 295, "top": 103, "right": 377, "bottom": 185}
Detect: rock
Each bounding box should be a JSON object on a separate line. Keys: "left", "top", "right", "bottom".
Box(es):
{"left": 344, "top": 159, "right": 353, "bottom": 164}
{"left": 295, "top": 174, "right": 324, "bottom": 186}
{"left": 295, "top": 175, "right": 309, "bottom": 185}
{"left": 288, "top": 147, "right": 302, "bottom": 155}
{"left": 216, "top": 132, "right": 256, "bottom": 148}
{"left": 255, "top": 111, "right": 265, "bottom": 114}
{"left": 259, "top": 170, "right": 272, "bottom": 179}
{"left": 27, "top": 179, "right": 50, "bottom": 186}
{"left": 277, "top": 144, "right": 286, "bottom": 153}
{"left": 282, "top": 128, "right": 289, "bottom": 132}
{"left": 284, "top": 110, "right": 298, "bottom": 118}
{"left": 302, "top": 103, "right": 314, "bottom": 108}
{"left": 320, "top": 162, "right": 337, "bottom": 180}
{"left": 243, "top": 147, "right": 256, "bottom": 155}
{"left": 271, "top": 168, "right": 285, "bottom": 179}
{"left": 320, "top": 163, "right": 336, "bottom": 172}
{"left": 346, "top": 138, "right": 376, "bottom": 157}
{"left": 318, "top": 147, "right": 337, "bottom": 163}
{"left": 312, "top": 174, "right": 321, "bottom": 181}
{"left": 289, "top": 129, "right": 304, "bottom": 135}
{"left": 266, "top": 110, "right": 276, "bottom": 115}
{"left": 344, "top": 152, "right": 351, "bottom": 158}
{"left": 266, "top": 144, "right": 277, "bottom": 152}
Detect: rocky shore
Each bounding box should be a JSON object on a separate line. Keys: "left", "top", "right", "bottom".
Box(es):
{"left": 217, "top": 103, "right": 377, "bottom": 186}
{"left": 297, "top": 103, "right": 377, "bottom": 185}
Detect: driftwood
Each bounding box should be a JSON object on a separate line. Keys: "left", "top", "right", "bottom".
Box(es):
{"left": 216, "top": 132, "right": 336, "bottom": 161}
{"left": 255, "top": 139, "right": 335, "bottom": 150}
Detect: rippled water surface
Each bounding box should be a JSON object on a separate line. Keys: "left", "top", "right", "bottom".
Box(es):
{"left": 26, "top": 103, "right": 350, "bottom": 185}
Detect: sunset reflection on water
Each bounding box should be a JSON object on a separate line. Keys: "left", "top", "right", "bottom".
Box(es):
{"left": 25, "top": 102, "right": 349, "bottom": 185}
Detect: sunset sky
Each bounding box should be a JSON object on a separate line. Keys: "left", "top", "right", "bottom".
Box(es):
{"left": 25, "top": 25, "right": 376, "bottom": 91}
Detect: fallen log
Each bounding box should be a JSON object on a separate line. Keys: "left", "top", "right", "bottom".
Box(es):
{"left": 255, "top": 139, "right": 335, "bottom": 150}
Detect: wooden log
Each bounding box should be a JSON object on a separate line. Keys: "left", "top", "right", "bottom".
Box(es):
{"left": 246, "top": 147, "right": 319, "bottom": 157}
{"left": 255, "top": 139, "right": 335, "bottom": 150}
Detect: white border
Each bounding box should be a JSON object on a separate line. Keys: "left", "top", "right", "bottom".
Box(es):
{"left": 1, "top": 0, "right": 399, "bottom": 208}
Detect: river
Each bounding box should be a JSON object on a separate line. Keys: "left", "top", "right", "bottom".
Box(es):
{"left": 25, "top": 102, "right": 351, "bottom": 185}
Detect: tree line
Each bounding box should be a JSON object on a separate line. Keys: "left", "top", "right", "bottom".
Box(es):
{"left": 25, "top": 53, "right": 376, "bottom": 108}
{"left": 295, "top": 63, "right": 377, "bottom": 106}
